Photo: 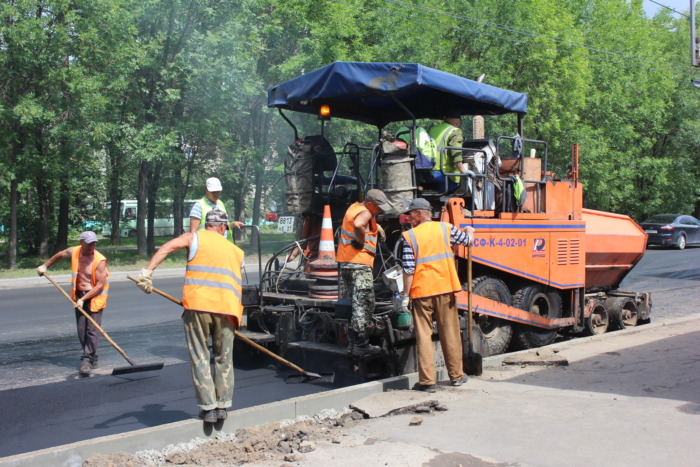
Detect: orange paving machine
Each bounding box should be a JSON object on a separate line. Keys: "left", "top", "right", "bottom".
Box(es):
{"left": 240, "top": 62, "right": 651, "bottom": 382}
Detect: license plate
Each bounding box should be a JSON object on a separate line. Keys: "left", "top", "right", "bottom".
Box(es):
{"left": 277, "top": 216, "right": 296, "bottom": 233}
{"left": 645, "top": 230, "right": 657, "bottom": 234}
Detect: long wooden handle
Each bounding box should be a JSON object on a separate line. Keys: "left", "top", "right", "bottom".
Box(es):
{"left": 126, "top": 275, "right": 307, "bottom": 374}
{"left": 467, "top": 242, "right": 473, "bottom": 339}
{"left": 43, "top": 272, "right": 135, "bottom": 366}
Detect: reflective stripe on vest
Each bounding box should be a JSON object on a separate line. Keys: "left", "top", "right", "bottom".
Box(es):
{"left": 70, "top": 247, "right": 110, "bottom": 311}
{"left": 182, "top": 230, "right": 244, "bottom": 327}
{"left": 402, "top": 221, "right": 461, "bottom": 299}
{"left": 336, "top": 202, "right": 378, "bottom": 267}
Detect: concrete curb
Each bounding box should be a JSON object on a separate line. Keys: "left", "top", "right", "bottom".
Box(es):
{"left": 0, "top": 264, "right": 266, "bottom": 290}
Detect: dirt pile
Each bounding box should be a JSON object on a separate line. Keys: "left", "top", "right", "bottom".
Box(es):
{"left": 83, "top": 409, "right": 362, "bottom": 466}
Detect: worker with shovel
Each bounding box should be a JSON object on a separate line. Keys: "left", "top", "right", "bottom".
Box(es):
{"left": 401, "top": 198, "right": 474, "bottom": 393}
{"left": 36, "top": 231, "right": 110, "bottom": 376}
{"left": 136, "top": 209, "right": 243, "bottom": 424}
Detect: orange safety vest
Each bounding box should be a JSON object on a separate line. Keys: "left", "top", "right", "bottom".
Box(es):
{"left": 336, "top": 202, "right": 378, "bottom": 267}
{"left": 402, "top": 221, "right": 461, "bottom": 299}
{"left": 70, "top": 247, "right": 110, "bottom": 312}
{"left": 182, "top": 229, "right": 244, "bottom": 327}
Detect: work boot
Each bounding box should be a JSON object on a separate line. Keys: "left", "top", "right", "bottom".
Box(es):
{"left": 451, "top": 375, "right": 468, "bottom": 387}
{"left": 351, "top": 332, "right": 381, "bottom": 358}
{"left": 79, "top": 360, "right": 91, "bottom": 376}
{"left": 200, "top": 410, "right": 217, "bottom": 424}
{"left": 413, "top": 383, "right": 437, "bottom": 393}
{"left": 216, "top": 409, "right": 228, "bottom": 420}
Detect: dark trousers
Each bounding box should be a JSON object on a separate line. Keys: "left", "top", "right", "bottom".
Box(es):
{"left": 74, "top": 291, "right": 103, "bottom": 363}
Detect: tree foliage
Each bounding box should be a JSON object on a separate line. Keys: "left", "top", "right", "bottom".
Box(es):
{"left": 1, "top": 0, "right": 698, "bottom": 266}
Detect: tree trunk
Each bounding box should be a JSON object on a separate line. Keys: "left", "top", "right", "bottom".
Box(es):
{"left": 108, "top": 141, "right": 123, "bottom": 246}
{"left": 147, "top": 159, "right": 162, "bottom": 256}
{"left": 137, "top": 160, "right": 149, "bottom": 257}
{"left": 56, "top": 170, "right": 70, "bottom": 251}
{"left": 8, "top": 178, "right": 18, "bottom": 269}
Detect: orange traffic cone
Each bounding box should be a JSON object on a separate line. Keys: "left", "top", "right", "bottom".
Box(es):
{"left": 309, "top": 205, "right": 339, "bottom": 298}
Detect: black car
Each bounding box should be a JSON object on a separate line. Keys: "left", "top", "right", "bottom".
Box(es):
{"left": 639, "top": 214, "right": 700, "bottom": 250}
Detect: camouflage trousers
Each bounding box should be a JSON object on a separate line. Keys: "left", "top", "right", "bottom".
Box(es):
{"left": 183, "top": 310, "right": 235, "bottom": 411}
{"left": 340, "top": 265, "right": 375, "bottom": 332}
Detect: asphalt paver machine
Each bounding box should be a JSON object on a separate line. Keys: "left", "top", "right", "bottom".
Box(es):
{"left": 240, "top": 62, "right": 651, "bottom": 383}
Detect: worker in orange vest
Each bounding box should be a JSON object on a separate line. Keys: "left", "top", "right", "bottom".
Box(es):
{"left": 401, "top": 198, "right": 474, "bottom": 393}
{"left": 337, "top": 189, "right": 391, "bottom": 357}
{"left": 36, "top": 231, "right": 110, "bottom": 376}
{"left": 136, "top": 209, "right": 244, "bottom": 424}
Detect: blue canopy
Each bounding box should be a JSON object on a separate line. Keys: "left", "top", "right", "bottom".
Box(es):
{"left": 267, "top": 62, "right": 527, "bottom": 127}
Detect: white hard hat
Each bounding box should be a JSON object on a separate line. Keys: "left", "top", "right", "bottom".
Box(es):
{"left": 206, "top": 177, "right": 222, "bottom": 192}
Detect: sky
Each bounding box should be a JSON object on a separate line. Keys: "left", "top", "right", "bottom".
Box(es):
{"left": 643, "top": 0, "right": 695, "bottom": 17}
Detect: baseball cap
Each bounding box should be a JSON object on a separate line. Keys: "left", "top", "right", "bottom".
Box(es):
{"left": 205, "top": 209, "right": 228, "bottom": 224}
{"left": 404, "top": 198, "right": 432, "bottom": 213}
{"left": 206, "top": 177, "right": 223, "bottom": 192}
{"left": 443, "top": 109, "right": 462, "bottom": 119}
{"left": 79, "top": 231, "right": 98, "bottom": 244}
{"left": 365, "top": 189, "right": 392, "bottom": 213}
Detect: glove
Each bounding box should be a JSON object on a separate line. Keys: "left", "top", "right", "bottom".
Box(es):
{"left": 76, "top": 299, "right": 85, "bottom": 310}
{"left": 36, "top": 265, "right": 47, "bottom": 276}
{"left": 351, "top": 240, "right": 364, "bottom": 250}
{"left": 401, "top": 296, "right": 410, "bottom": 308}
{"left": 136, "top": 268, "right": 154, "bottom": 294}
{"left": 463, "top": 226, "right": 475, "bottom": 244}
{"left": 377, "top": 224, "right": 386, "bottom": 243}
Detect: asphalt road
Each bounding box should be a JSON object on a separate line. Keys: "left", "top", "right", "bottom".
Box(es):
{"left": 0, "top": 246, "right": 698, "bottom": 458}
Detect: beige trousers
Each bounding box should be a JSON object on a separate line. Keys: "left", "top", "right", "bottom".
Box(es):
{"left": 412, "top": 293, "right": 464, "bottom": 385}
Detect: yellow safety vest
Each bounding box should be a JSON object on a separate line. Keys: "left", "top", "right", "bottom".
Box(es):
{"left": 196, "top": 197, "right": 227, "bottom": 228}
{"left": 402, "top": 221, "right": 461, "bottom": 299}
{"left": 429, "top": 122, "right": 461, "bottom": 183}
{"left": 70, "top": 247, "right": 110, "bottom": 311}
{"left": 337, "top": 202, "right": 378, "bottom": 267}
{"left": 182, "top": 230, "right": 244, "bottom": 327}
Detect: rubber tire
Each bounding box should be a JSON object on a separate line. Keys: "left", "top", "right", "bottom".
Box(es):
{"left": 510, "top": 285, "right": 563, "bottom": 350}
{"left": 675, "top": 234, "right": 686, "bottom": 250}
{"left": 583, "top": 299, "right": 609, "bottom": 336}
{"left": 468, "top": 276, "right": 513, "bottom": 356}
{"left": 605, "top": 297, "right": 638, "bottom": 330}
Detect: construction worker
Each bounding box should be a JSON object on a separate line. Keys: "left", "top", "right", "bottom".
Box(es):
{"left": 428, "top": 111, "right": 465, "bottom": 193}
{"left": 189, "top": 177, "right": 243, "bottom": 238}
{"left": 401, "top": 198, "right": 474, "bottom": 392}
{"left": 336, "top": 189, "right": 391, "bottom": 357}
{"left": 136, "top": 209, "right": 244, "bottom": 424}
{"left": 36, "top": 231, "right": 110, "bottom": 376}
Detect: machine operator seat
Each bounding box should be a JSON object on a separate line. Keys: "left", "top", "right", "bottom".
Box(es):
{"left": 459, "top": 139, "right": 500, "bottom": 211}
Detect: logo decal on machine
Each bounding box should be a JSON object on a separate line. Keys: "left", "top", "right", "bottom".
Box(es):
{"left": 532, "top": 238, "right": 546, "bottom": 258}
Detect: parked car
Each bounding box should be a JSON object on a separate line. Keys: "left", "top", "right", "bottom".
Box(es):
{"left": 639, "top": 214, "right": 700, "bottom": 250}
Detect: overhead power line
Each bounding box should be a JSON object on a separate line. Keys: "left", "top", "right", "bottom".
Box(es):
{"left": 647, "top": 0, "right": 690, "bottom": 18}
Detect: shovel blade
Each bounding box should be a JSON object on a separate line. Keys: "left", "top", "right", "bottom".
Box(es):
{"left": 285, "top": 372, "right": 335, "bottom": 384}
{"left": 111, "top": 362, "right": 164, "bottom": 376}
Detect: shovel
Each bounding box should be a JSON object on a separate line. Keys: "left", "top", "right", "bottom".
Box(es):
{"left": 127, "top": 276, "right": 335, "bottom": 384}
{"left": 464, "top": 243, "right": 485, "bottom": 376}
{"left": 43, "top": 273, "right": 164, "bottom": 375}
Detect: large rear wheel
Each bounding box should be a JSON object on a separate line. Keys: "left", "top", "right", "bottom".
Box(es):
{"left": 510, "top": 285, "right": 563, "bottom": 350}
{"left": 469, "top": 276, "right": 513, "bottom": 356}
